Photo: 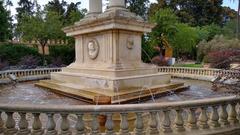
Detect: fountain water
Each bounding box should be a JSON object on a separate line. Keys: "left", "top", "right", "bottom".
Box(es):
{"left": 36, "top": 0, "right": 187, "bottom": 104}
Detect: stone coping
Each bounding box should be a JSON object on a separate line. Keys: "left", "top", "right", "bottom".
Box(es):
{"left": 0, "top": 96, "right": 238, "bottom": 113}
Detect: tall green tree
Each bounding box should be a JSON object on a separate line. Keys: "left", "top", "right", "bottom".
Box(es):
{"left": 64, "top": 2, "right": 86, "bottom": 25}
{"left": 19, "top": 9, "right": 64, "bottom": 62}
{"left": 149, "top": 0, "right": 223, "bottom": 26}
{"left": 126, "top": 0, "right": 149, "bottom": 19}
{"left": 45, "top": 0, "right": 67, "bottom": 20}
{"left": 0, "top": 0, "right": 12, "bottom": 42}
{"left": 16, "top": 0, "right": 34, "bottom": 21}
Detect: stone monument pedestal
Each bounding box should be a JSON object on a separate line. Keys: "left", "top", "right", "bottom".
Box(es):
{"left": 36, "top": 0, "right": 186, "bottom": 104}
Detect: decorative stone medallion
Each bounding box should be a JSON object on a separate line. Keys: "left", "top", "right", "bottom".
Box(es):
{"left": 87, "top": 39, "right": 99, "bottom": 59}
{"left": 127, "top": 37, "right": 134, "bottom": 49}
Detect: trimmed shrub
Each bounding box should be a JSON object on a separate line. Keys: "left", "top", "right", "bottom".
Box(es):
{"left": 49, "top": 45, "right": 75, "bottom": 65}
{"left": 0, "top": 43, "right": 42, "bottom": 65}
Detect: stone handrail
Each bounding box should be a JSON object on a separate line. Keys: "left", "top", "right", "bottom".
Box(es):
{"left": 158, "top": 67, "right": 240, "bottom": 80}
{"left": 0, "top": 68, "right": 61, "bottom": 82}
{"left": 0, "top": 96, "right": 240, "bottom": 134}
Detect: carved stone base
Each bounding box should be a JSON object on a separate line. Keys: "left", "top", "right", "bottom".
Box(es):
{"left": 4, "top": 128, "right": 17, "bottom": 135}
{"left": 36, "top": 76, "right": 187, "bottom": 104}
{"left": 18, "top": 129, "right": 31, "bottom": 135}
{"left": 46, "top": 130, "right": 58, "bottom": 135}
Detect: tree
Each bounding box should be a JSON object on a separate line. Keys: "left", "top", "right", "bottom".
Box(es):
{"left": 19, "top": 9, "right": 64, "bottom": 63}
{"left": 0, "top": 0, "right": 12, "bottom": 42}
{"left": 45, "top": 0, "right": 67, "bottom": 20}
{"left": 149, "top": 0, "right": 224, "bottom": 26}
{"left": 64, "top": 2, "right": 86, "bottom": 25}
{"left": 149, "top": 8, "right": 178, "bottom": 47}
{"left": 16, "top": 0, "right": 34, "bottom": 21}
{"left": 222, "top": 19, "right": 238, "bottom": 38}
{"left": 126, "top": 0, "right": 149, "bottom": 19}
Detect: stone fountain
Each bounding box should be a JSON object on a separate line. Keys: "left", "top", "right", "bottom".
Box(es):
{"left": 36, "top": 0, "right": 186, "bottom": 104}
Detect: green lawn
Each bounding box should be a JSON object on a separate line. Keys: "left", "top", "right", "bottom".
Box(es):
{"left": 174, "top": 63, "right": 203, "bottom": 68}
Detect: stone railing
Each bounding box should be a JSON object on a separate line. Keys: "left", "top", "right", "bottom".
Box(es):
{"left": 0, "top": 96, "right": 239, "bottom": 135}
{"left": 0, "top": 68, "right": 61, "bottom": 84}
{"left": 158, "top": 67, "right": 240, "bottom": 81}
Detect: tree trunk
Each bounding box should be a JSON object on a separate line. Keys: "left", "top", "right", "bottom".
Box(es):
{"left": 41, "top": 44, "right": 46, "bottom": 65}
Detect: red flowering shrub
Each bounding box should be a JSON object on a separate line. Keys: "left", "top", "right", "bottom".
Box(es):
{"left": 206, "top": 50, "right": 240, "bottom": 69}
{"left": 151, "top": 56, "right": 168, "bottom": 66}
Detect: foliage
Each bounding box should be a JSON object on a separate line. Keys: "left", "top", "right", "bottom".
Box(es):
{"left": 19, "top": 9, "right": 65, "bottom": 59}
{"left": 222, "top": 19, "right": 239, "bottom": 39}
{"left": 197, "top": 36, "right": 240, "bottom": 62}
{"left": 149, "top": 8, "right": 178, "bottom": 47}
{"left": 149, "top": 8, "right": 209, "bottom": 59}
{"left": 16, "top": 0, "right": 34, "bottom": 21}
{"left": 18, "top": 55, "right": 41, "bottom": 69}
{"left": 0, "top": 58, "right": 9, "bottom": 70}
{"left": 141, "top": 37, "right": 156, "bottom": 63}
{"left": 149, "top": 0, "right": 224, "bottom": 26}
{"left": 0, "top": 1, "right": 12, "bottom": 42}
{"left": 126, "top": 0, "right": 149, "bottom": 19}
{"left": 64, "top": 2, "right": 86, "bottom": 25}
{"left": 174, "top": 64, "right": 203, "bottom": 68}
{"left": 49, "top": 45, "right": 75, "bottom": 65}
{"left": 0, "top": 43, "right": 41, "bottom": 65}
{"left": 207, "top": 50, "right": 240, "bottom": 69}
{"left": 200, "top": 24, "right": 222, "bottom": 41}
{"left": 171, "top": 23, "right": 201, "bottom": 58}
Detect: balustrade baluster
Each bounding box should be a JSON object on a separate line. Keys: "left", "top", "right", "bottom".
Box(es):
{"left": 46, "top": 113, "right": 57, "bottom": 135}
{"left": 18, "top": 112, "right": 30, "bottom": 135}
{"left": 187, "top": 108, "right": 197, "bottom": 130}
{"left": 220, "top": 104, "right": 230, "bottom": 126}
{"left": 209, "top": 106, "right": 220, "bottom": 128}
{"left": 161, "top": 110, "right": 172, "bottom": 133}
{"left": 0, "top": 112, "right": 4, "bottom": 133}
{"left": 228, "top": 103, "right": 238, "bottom": 125}
{"left": 174, "top": 109, "right": 185, "bottom": 132}
{"left": 149, "top": 112, "right": 159, "bottom": 134}
{"left": 105, "top": 113, "right": 115, "bottom": 135}
{"left": 76, "top": 114, "right": 85, "bottom": 135}
{"left": 91, "top": 114, "right": 100, "bottom": 135}
{"left": 198, "top": 107, "right": 209, "bottom": 129}
{"left": 120, "top": 113, "right": 130, "bottom": 135}
{"left": 60, "top": 114, "right": 71, "bottom": 135}
{"left": 134, "top": 112, "right": 144, "bottom": 135}
{"left": 32, "top": 113, "right": 43, "bottom": 135}
{"left": 5, "top": 112, "right": 17, "bottom": 134}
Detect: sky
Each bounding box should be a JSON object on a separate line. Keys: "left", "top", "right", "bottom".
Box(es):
{"left": 9, "top": 0, "right": 238, "bottom": 20}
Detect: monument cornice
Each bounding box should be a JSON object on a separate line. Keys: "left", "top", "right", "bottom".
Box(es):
{"left": 63, "top": 10, "right": 156, "bottom": 36}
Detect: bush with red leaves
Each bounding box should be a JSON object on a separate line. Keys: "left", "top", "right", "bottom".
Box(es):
{"left": 151, "top": 56, "right": 168, "bottom": 66}
{"left": 206, "top": 50, "right": 240, "bottom": 69}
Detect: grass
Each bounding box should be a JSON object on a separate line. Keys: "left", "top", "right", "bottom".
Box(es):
{"left": 174, "top": 63, "right": 203, "bottom": 68}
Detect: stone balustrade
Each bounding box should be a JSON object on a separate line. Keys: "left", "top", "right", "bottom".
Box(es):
{"left": 0, "top": 68, "right": 61, "bottom": 84}
{"left": 158, "top": 67, "right": 240, "bottom": 81}
{"left": 1, "top": 67, "right": 239, "bottom": 83}
{"left": 0, "top": 96, "right": 239, "bottom": 134}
